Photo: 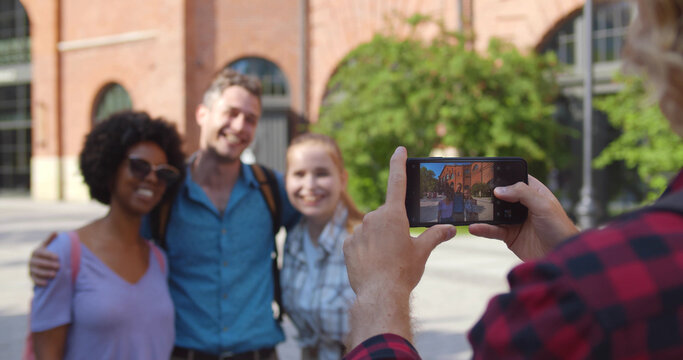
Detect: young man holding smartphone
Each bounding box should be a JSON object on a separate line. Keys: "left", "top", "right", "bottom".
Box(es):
{"left": 342, "top": 0, "right": 683, "bottom": 357}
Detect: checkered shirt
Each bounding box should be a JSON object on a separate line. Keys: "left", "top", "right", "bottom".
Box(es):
{"left": 344, "top": 334, "right": 421, "bottom": 360}
{"left": 344, "top": 170, "right": 683, "bottom": 360}
{"left": 281, "top": 204, "right": 356, "bottom": 359}
{"left": 469, "top": 169, "right": 683, "bottom": 358}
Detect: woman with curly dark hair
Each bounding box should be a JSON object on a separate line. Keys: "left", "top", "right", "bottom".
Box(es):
{"left": 29, "top": 111, "right": 184, "bottom": 360}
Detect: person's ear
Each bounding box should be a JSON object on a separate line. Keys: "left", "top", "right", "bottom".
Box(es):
{"left": 196, "top": 104, "right": 209, "bottom": 126}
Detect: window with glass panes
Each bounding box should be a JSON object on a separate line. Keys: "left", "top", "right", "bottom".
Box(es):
{"left": 0, "top": 0, "right": 29, "bottom": 65}
{"left": 542, "top": 1, "right": 632, "bottom": 65}
{"left": 230, "top": 57, "right": 289, "bottom": 96}
{"left": 593, "top": 1, "right": 632, "bottom": 62}
{"left": 92, "top": 83, "right": 133, "bottom": 123}
{"left": 0, "top": 83, "right": 30, "bottom": 192}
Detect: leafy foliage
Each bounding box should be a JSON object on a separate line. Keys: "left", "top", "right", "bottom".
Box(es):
{"left": 419, "top": 167, "right": 437, "bottom": 195}
{"left": 315, "top": 15, "right": 563, "bottom": 210}
{"left": 471, "top": 182, "right": 492, "bottom": 197}
{"left": 594, "top": 74, "right": 683, "bottom": 202}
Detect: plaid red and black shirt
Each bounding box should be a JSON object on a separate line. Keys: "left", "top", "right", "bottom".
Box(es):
{"left": 344, "top": 333, "right": 421, "bottom": 360}
{"left": 344, "top": 170, "right": 683, "bottom": 360}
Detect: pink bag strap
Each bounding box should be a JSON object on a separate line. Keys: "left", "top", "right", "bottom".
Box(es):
{"left": 150, "top": 243, "right": 166, "bottom": 273}
{"left": 23, "top": 232, "right": 82, "bottom": 360}
{"left": 67, "top": 231, "right": 81, "bottom": 283}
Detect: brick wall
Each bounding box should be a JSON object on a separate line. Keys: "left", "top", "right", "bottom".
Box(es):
{"left": 21, "top": 0, "right": 585, "bottom": 200}
{"left": 472, "top": 0, "right": 585, "bottom": 51}
{"left": 184, "top": 0, "right": 302, "bottom": 150}
{"left": 307, "top": 0, "right": 586, "bottom": 122}
{"left": 307, "top": 0, "right": 459, "bottom": 122}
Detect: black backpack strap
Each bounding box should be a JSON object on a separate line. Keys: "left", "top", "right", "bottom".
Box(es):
{"left": 150, "top": 154, "right": 196, "bottom": 248}
{"left": 250, "top": 163, "right": 285, "bottom": 321}
{"left": 250, "top": 164, "right": 283, "bottom": 234}
{"left": 150, "top": 199, "right": 172, "bottom": 249}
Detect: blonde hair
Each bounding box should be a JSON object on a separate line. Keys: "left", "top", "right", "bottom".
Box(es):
{"left": 624, "top": 0, "right": 683, "bottom": 101}
{"left": 286, "top": 133, "right": 365, "bottom": 232}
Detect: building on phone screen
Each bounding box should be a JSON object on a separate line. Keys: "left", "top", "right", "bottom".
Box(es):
{"left": 438, "top": 162, "right": 493, "bottom": 196}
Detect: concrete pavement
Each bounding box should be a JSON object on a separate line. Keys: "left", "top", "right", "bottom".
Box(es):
{"left": 0, "top": 197, "right": 521, "bottom": 359}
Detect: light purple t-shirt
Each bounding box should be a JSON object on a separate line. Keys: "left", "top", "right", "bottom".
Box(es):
{"left": 438, "top": 200, "right": 454, "bottom": 219}
{"left": 31, "top": 232, "right": 174, "bottom": 360}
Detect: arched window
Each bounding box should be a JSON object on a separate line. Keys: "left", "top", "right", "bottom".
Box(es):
{"left": 0, "top": 0, "right": 30, "bottom": 65}
{"left": 593, "top": 1, "right": 632, "bottom": 62}
{"left": 92, "top": 83, "right": 132, "bottom": 123}
{"left": 0, "top": 0, "right": 30, "bottom": 192}
{"left": 230, "top": 57, "right": 289, "bottom": 96}
{"left": 542, "top": 1, "right": 632, "bottom": 65}
{"left": 228, "top": 57, "right": 291, "bottom": 172}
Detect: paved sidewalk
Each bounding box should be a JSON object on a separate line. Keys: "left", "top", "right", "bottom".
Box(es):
{"left": 0, "top": 197, "right": 521, "bottom": 359}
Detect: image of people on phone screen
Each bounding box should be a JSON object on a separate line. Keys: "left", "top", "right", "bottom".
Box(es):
{"left": 437, "top": 188, "right": 455, "bottom": 222}
{"left": 419, "top": 161, "right": 494, "bottom": 223}
{"left": 464, "top": 187, "right": 479, "bottom": 221}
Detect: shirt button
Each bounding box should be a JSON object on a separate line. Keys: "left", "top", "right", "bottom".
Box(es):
{"left": 221, "top": 229, "right": 227, "bottom": 234}
{"left": 223, "top": 261, "right": 228, "bottom": 267}
{"left": 223, "top": 293, "right": 227, "bottom": 299}
{"left": 223, "top": 327, "right": 228, "bottom": 332}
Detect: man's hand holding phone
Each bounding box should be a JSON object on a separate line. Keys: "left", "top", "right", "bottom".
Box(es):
{"left": 343, "top": 147, "right": 456, "bottom": 349}
{"left": 405, "top": 157, "right": 528, "bottom": 226}
{"left": 469, "top": 175, "right": 579, "bottom": 261}
{"left": 343, "top": 147, "right": 580, "bottom": 353}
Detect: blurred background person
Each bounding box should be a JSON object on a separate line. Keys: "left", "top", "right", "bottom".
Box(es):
{"left": 281, "top": 133, "right": 363, "bottom": 360}
{"left": 30, "top": 111, "right": 184, "bottom": 359}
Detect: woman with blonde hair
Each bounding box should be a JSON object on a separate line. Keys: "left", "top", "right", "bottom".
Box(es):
{"left": 281, "top": 133, "right": 364, "bottom": 360}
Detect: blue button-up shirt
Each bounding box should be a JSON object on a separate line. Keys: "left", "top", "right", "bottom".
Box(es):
{"left": 143, "top": 161, "right": 299, "bottom": 354}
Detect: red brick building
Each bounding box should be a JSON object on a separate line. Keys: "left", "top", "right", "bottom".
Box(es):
{"left": 471, "top": 162, "right": 494, "bottom": 189}
{"left": 438, "top": 162, "right": 493, "bottom": 194}
{"left": 0, "top": 0, "right": 632, "bottom": 204}
{"left": 439, "top": 165, "right": 467, "bottom": 193}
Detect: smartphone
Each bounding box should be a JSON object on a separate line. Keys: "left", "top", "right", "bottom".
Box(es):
{"left": 405, "top": 157, "right": 528, "bottom": 227}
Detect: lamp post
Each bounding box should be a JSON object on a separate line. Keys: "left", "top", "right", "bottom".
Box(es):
{"left": 457, "top": 0, "right": 464, "bottom": 31}
{"left": 576, "top": 0, "right": 598, "bottom": 229}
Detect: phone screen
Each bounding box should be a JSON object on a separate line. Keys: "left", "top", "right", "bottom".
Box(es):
{"left": 405, "top": 157, "right": 528, "bottom": 227}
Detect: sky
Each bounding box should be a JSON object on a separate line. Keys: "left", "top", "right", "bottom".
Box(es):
{"left": 421, "top": 162, "right": 472, "bottom": 178}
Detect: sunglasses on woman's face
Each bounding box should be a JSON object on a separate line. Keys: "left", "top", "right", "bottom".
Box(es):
{"left": 128, "top": 156, "right": 180, "bottom": 185}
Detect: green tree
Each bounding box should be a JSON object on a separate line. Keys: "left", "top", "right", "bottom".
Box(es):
{"left": 315, "top": 15, "right": 564, "bottom": 210}
{"left": 419, "top": 167, "right": 437, "bottom": 195}
{"left": 594, "top": 74, "right": 683, "bottom": 202}
{"left": 471, "top": 182, "right": 492, "bottom": 197}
